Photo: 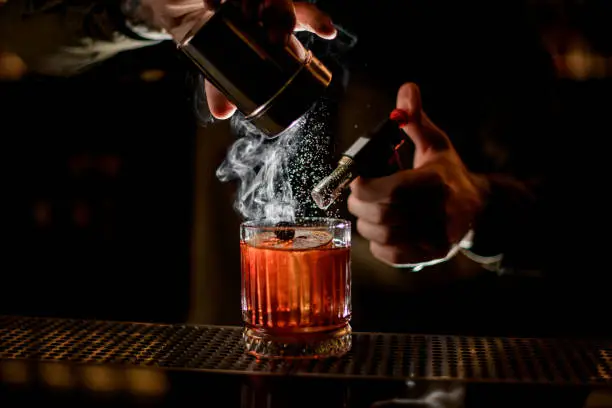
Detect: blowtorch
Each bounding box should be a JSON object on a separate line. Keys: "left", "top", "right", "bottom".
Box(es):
{"left": 311, "top": 108, "right": 411, "bottom": 210}
{"left": 176, "top": 0, "right": 332, "bottom": 138}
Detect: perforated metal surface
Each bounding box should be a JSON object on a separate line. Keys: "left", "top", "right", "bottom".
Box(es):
{"left": 0, "top": 315, "right": 610, "bottom": 385}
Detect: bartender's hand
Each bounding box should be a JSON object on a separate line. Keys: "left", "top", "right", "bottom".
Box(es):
{"left": 124, "top": 0, "right": 336, "bottom": 119}
{"left": 347, "top": 83, "right": 490, "bottom": 267}
{"left": 205, "top": 1, "right": 337, "bottom": 119}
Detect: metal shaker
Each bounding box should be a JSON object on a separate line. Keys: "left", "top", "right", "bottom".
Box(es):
{"left": 177, "top": 0, "right": 333, "bottom": 137}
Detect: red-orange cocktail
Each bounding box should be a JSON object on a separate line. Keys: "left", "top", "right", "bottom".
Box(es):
{"left": 240, "top": 218, "right": 352, "bottom": 359}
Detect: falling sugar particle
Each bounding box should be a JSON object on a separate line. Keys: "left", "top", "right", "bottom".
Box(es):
{"left": 216, "top": 100, "right": 340, "bottom": 224}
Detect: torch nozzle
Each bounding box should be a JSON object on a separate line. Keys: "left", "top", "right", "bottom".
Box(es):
{"left": 311, "top": 108, "right": 410, "bottom": 210}
{"left": 311, "top": 157, "right": 356, "bottom": 210}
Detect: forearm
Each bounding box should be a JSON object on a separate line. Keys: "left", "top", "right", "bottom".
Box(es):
{"left": 0, "top": 0, "right": 171, "bottom": 76}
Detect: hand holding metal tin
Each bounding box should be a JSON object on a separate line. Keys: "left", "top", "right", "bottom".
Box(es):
{"left": 176, "top": 1, "right": 337, "bottom": 136}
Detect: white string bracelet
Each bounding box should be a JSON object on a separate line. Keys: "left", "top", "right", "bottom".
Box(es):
{"left": 389, "top": 230, "right": 504, "bottom": 273}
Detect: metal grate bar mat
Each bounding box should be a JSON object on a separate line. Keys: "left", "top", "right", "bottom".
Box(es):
{"left": 0, "top": 316, "right": 610, "bottom": 385}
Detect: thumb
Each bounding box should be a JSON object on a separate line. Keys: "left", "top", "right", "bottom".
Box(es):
{"left": 396, "top": 82, "right": 450, "bottom": 153}
{"left": 205, "top": 79, "right": 237, "bottom": 119}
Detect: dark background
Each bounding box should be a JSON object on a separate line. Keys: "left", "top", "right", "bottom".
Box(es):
{"left": 1, "top": 0, "right": 610, "bottom": 336}
{"left": 1, "top": 43, "right": 196, "bottom": 322}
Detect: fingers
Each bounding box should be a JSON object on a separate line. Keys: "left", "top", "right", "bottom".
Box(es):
{"left": 396, "top": 82, "right": 451, "bottom": 153}
{"left": 203, "top": 1, "right": 335, "bottom": 120}
{"left": 205, "top": 79, "right": 236, "bottom": 119}
{"left": 260, "top": 0, "right": 296, "bottom": 44}
{"left": 350, "top": 170, "right": 444, "bottom": 203}
{"left": 396, "top": 82, "right": 423, "bottom": 122}
{"left": 348, "top": 168, "right": 450, "bottom": 264}
{"left": 349, "top": 172, "right": 405, "bottom": 204}
{"left": 356, "top": 219, "right": 412, "bottom": 245}
{"left": 294, "top": 2, "right": 337, "bottom": 39}
{"left": 347, "top": 197, "right": 404, "bottom": 225}
{"left": 240, "top": 0, "right": 337, "bottom": 43}
{"left": 241, "top": 0, "right": 261, "bottom": 20}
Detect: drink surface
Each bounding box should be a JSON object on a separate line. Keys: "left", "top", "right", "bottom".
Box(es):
{"left": 241, "top": 229, "right": 351, "bottom": 335}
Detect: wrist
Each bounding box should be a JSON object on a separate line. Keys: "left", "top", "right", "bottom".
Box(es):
{"left": 470, "top": 172, "right": 492, "bottom": 221}
{"left": 458, "top": 230, "right": 505, "bottom": 273}
{"left": 466, "top": 173, "right": 537, "bottom": 261}
{"left": 466, "top": 174, "right": 507, "bottom": 257}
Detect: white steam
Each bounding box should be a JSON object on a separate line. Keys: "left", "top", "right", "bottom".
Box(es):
{"left": 216, "top": 113, "right": 308, "bottom": 224}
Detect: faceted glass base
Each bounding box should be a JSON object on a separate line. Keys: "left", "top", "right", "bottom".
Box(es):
{"left": 243, "top": 324, "right": 352, "bottom": 359}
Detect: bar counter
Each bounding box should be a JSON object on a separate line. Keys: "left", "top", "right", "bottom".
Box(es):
{"left": 1, "top": 315, "right": 610, "bottom": 407}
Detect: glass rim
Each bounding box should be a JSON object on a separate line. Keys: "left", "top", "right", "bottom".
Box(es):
{"left": 240, "top": 217, "right": 351, "bottom": 230}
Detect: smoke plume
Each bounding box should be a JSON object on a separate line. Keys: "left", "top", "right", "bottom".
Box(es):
{"left": 215, "top": 113, "right": 306, "bottom": 224}
{"left": 208, "top": 25, "right": 358, "bottom": 223}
